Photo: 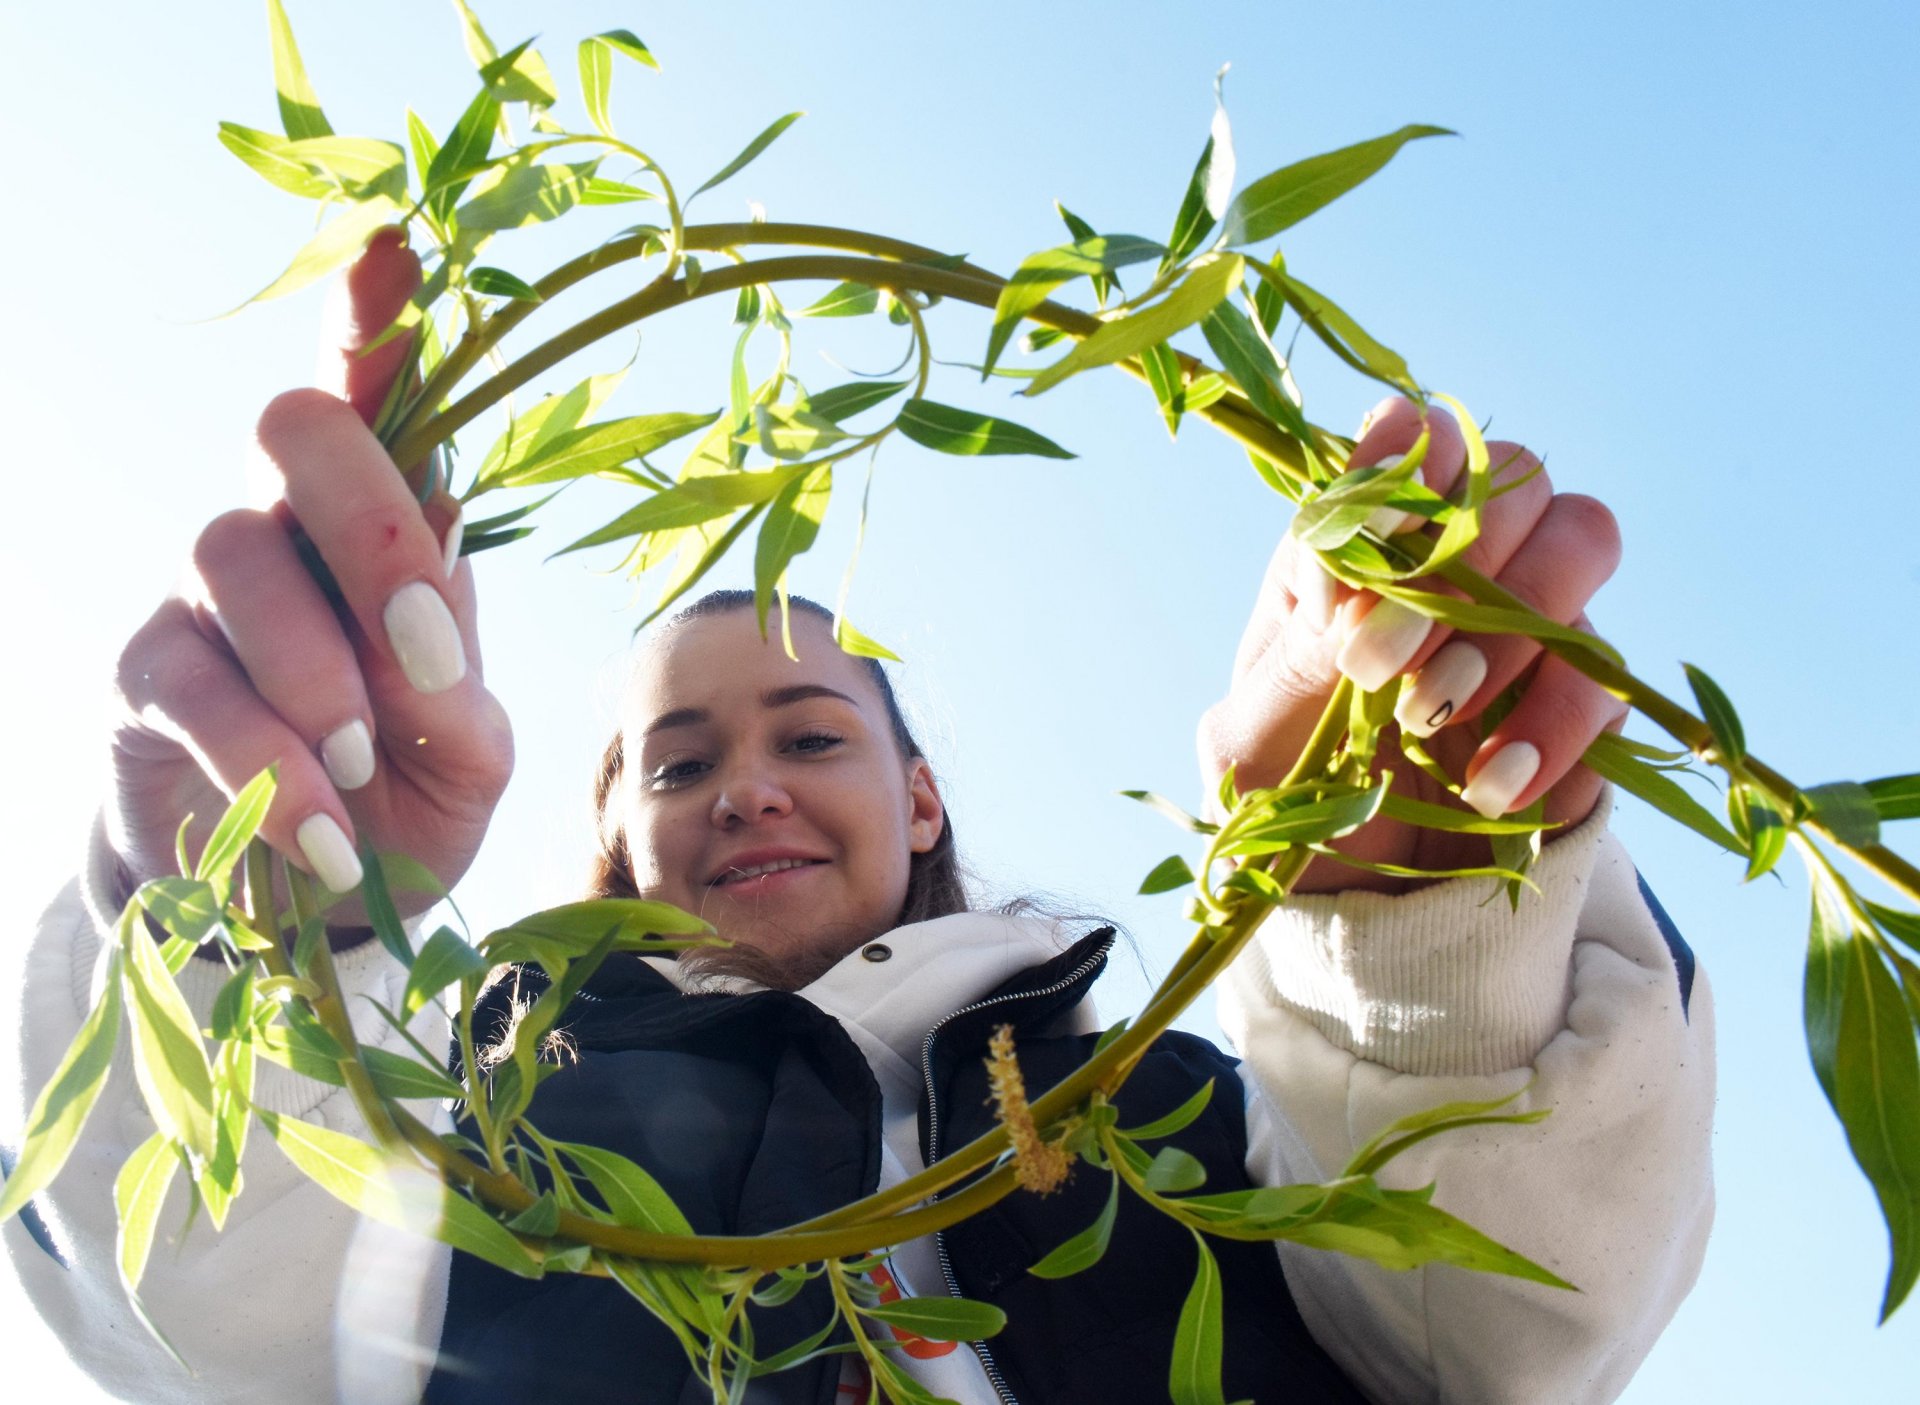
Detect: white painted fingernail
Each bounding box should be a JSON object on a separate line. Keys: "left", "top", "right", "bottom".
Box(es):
{"left": 1395, "top": 641, "right": 1488, "bottom": 738}
{"left": 1361, "top": 454, "right": 1415, "bottom": 537}
{"left": 1462, "top": 742, "right": 1542, "bottom": 818}
{"left": 384, "top": 581, "right": 467, "bottom": 694}
{"left": 1296, "top": 561, "right": 1338, "bottom": 633}
{"left": 296, "top": 813, "right": 364, "bottom": 893}
{"left": 440, "top": 506, "right": 464, "bottom": 580}
{"left": 319, "top": 719, "right": 377, "bottom": 791}
{"left": 1334, "top": 598, "right": 1433, "bottom": 694}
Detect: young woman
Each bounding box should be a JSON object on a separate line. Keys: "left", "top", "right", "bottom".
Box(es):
{"left": 6, "top": 233, "right": 1712, "bottom": 1403}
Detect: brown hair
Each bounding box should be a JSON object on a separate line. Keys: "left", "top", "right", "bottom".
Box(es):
{"left": 586, "top": 591, "right": 969, "bottom": 930}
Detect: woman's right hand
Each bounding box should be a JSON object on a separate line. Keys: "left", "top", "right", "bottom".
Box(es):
{"left": 107, "top": 230, "right": 514, "bottom": 917}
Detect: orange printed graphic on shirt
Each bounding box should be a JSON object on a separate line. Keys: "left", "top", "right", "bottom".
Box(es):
{"left": 871, "top": 1261, "right": 961, "bottom": 1359}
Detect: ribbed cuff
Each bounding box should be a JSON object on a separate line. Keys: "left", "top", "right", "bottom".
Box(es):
{"left": 1226, "top": 793, "right": 1612, "bottom": 1077}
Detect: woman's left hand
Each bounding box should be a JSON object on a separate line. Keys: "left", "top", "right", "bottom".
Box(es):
{"left": 1197, "top": 396, "right": 1628, "bottom": 894}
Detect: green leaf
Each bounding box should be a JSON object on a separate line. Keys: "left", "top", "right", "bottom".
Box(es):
{"left": 505, "top": 411, "right": 722, "bottom": 489}
{"left": 1804, "top": 781, "right": 1883, "bottom": 850}
{"left": 267, "top": 0, "right": 331, "bottom": 140}
{"left": 1199, "top": 298, "right": 1311, "bottom": 442}
{"left": 482, "top": 898, "right": 712, "bottom": 974}
{"left": 1221, "top": 125, "right": 1453, "bottom": 246}
{"left": 555, "top": 464, "right": 803, "bottom": 557}
{"left": 0, "top": 949, "right": 124, "bottom": 1224}
{"left": 1283, "top": 1179, "right": 1574, "bottom": 1289}
{"left": 1377, "top": 792, "right": 1552, "bottom": 835}
{"left": 125, "top": 914, "right": 217, "bottom": 1165}
{"left": 469, "top": 266, "right": 543, "bottom": 302}
{"left": 1276, "top": 272, "right": 1418, "bottom": 397}
{"left": 984, "top": 235, "right": 1167, "bottom": 377}
{"left": 1027, "top": 255, "right": 1243, "bottom": 397}
{"left": 406, "top": 108, "right": 440, "bottom": 194}
{"left": 1119, "top": 789, "right": 1218, "bottom": 834}
{"left": 1343, "top": 1089, "right": 1544, "bottom": 1179}
{"left": 1582, "top": 732, "right": 1744, "bottom": 855}
{"left": 231, "top": 197, "right": 400, "bottom": 310}
{"left": 690, "top": 112, "right": 804, "bottom": 200}
{"left": 1870, "top": 903, "right": 1920, "bottom": 960}
{"left": 257, "top": 1110, "right": 542, "bottom": 1278}
{"left": 217, "top": 131, "right": 408, "bottom": 204}
{"left": 1374, "top": 587, "right": 1626, "bottom": 670}
{"left": 1144, "top": 1145, "right": 1209, "bottom": 1193}
{"left": 1139, "top": 854, "right": 1196, "bottom": 896}
{"left": 475, "top": 368, "right": 627, "bottom": 493}
{"left": 404, "top": 927, "right": 491, "bottom": 1018}
{"left": 862, "top": 1295, "right": 1007, "bottom": 1342}
{"left": 749, "top": 404, "right": 849, "bottom": 461}
{"left": 363, "top": 1048, "right": 463, "bottom": 1102}
{"left": 137, "top": 877, "right": 226, "bottom": 946}
{"left": 1215, "top": 785, "right": 1387, "bottom": 858}
{"left": 1122, "top": 1079, "right": 1216, "bottom": 1141}
{"left": 1683, "top": 662, "right": 1746, "bottom": 765}
{"left": 798, "top": 281, "right": 880, "bottom": 318}
{"left": 1029, "top": 1174, "right": 1120, "bottom": 1280}
{"left": 1803, "top": 887, "right": 1920, "bottom": 1319}
{"left": 355, "top": 839, "right": 414, "bottom": 967}
{"left": 457, "top": 157, "right": 598, "bottom": 231}
{"left": 196, "top": 766, "right": 277, "bottom": 897}
{"left": 1169, "top": 1234, "right": 1228, "bottom": 1405}
{"left": 561, "top": 1141, "right": 695, "bottom": 1235}
{"left": 1288, "top": 454, "right": 1425, "bottom": 552}
{"left": 753, "top": 464, "right": 833, "bottom": 635}
{"left": 450, "top": 2, "right": 556, "bottom": 107}
{"left": 806, "top": 379, "right": 911, "bottom": 422}
{"left": 505, "top": 1190, "right": 562, "bottom": 1237}
{"left": 114, "top": 1131, "right": 182, "bottom": 1292}
{"left": 1729, "top": 783, "right": 1788, "bottom": 882}
{"left": 216, "top": 122, "right": 331, "bottom": 200}
{"left": 580, "top": 176, "right": 657, "bottom": 206}
{"left": 426, "top": 87, "right": 499, "bottom": 222}
{"left": 896, "top": 399, "right": 1074, "bottom": 459}
{"left": 831, "top": 616, "right": 901, "bottom": 663}
{"left": 1865, "top": 773, "right": 1920, "bottom": 823}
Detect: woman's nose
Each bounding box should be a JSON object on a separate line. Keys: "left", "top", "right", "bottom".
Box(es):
{"left": 710, "top": 765, "right": 793, "bottom": 827}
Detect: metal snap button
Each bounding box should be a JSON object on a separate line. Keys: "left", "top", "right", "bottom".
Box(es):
{"left": 862, "top": 942, "right": 893, "bottom": 962}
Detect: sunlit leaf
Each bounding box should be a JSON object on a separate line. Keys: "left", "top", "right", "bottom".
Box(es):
{"left": 1144, "top": 1145, "right": 1209, "bottom": 1194}
{"left": 1119, "top": 789, "right": 1218, "bottom": 834}
{"left": 1866, "top": 774, "right": 1920, "bottom": 823}
{"left": 457, "top": 156, "right": 598, "bottom": 231}
{"left": 1200, "top": 298, "right": 1311, "bottom": 442}
{"left": 125, "top": 915, "right": 217, "bottom": 1164}
{"left": 753, "top": 464, "right": 833, "bottom": 635}
{"left": 114, "top": 1131, "right": 181, "bottom": 1292}
{"left": 806, "top": 379, "right": 911, "bottom": 422}
{"left": 1276, "top": 272, "right": 1417, "bottom": 396}
{"left": 1805, "top": 781, "right": 1883, "bottom": 850}
{"left": 1374, "top": 587, "right": 1625, "bottom": 669}
{"left": 798, "top": 281, "right": 880, "bottom": 318}
{"left": 216, "top": 122, "right": 330, "bottom": 199}
{"left": 1582, "top": 732, "right": 1743, "bottom": 855}
{"left": 426, "top": 87, "right": 500, "bottom": 222}
{"left": 230, "top": 197, "right": 400, "bottom": 310}
{"left": 554, "top": 464, "right": 802, "bottom": 557}
{"left": 469, "top": 265, "right": 542, "bottom": 302}
{"left": 1282, "top": 1179, "right": 1573, "bottom": 1288}
{"left": 195, "top": 767, "right": 277, "bottom": 900}
{"left": 896, "top": 399, "right": 1074, "bottom": 459}
{"left": 502, "top": 410, "right": 721, "bottom": 488}
{"left": 561, "top": 1141, "right": 695, "bottom": 1235}
{"left": 267, "top": 0, "right": 331, "bottom": 140}
{"left": 984, "top": 235, "right": 1166, "bottom": 377}
{"left": 474, "top": 368, "right": 627, "bottom": 493}
{"left": 1343, "top": 1089, "right": 1546, "bottom": 1179}
{"left": 1027, "top": 255, "right": 1242, "bottom": 397}
{"left": 831, "top": 616, "right": 901, "bottom": 662}
{"left": 690, "top": 111, "right": 804, "bottom": 200}
{"left": 1162, "top": 67, "right": 1235, "bottom": 272}
{"left": 1122, "top": 1080, "right": 1216, "bottom": 1141}
{"left": 1222, "top": 124, "right": 1453, "bottom": 245}
{"left": 258, "top": 1110, "right": 542, "bottom": 1277}
{"left": 353, "top": 838, "right": 414, "bottom": 967}
{"left": 0, "top": 949, "right": 124, "bottom": 1223}
{"left": 1729, "top": 783, "right": 1788, "bottom": 882}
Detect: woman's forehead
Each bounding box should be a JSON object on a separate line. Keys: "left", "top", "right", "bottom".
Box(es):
{"left": 624, "top": 608, "right": 882, "bottom": 722}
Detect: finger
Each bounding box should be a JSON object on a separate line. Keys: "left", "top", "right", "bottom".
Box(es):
{"left": 190, "top": 509, "right": 378, "bottom": 794}
{"left": 1460, "top": 626, "right": 1628, "bottom": 821}
{"left": 1332, "top": 440, "right": 1556, "bottom": 695}
{"left": 116, "top": 598, "right": 364, "bottom": 893}
{"left": 1393, "top": 492, "right": 1621, "bottom": 739}
{"left": 1350, "top": 395, "right": 1469, "bottom": 519}
{"left": 256, "top": 389, "right": 470, "bottom": 699}
{"left": 318, "top": 226, "right": 422, "bottom": 428}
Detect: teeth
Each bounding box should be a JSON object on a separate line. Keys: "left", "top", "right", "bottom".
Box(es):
{"left": 717, "top": 858, "right": 817, "bottom": 885}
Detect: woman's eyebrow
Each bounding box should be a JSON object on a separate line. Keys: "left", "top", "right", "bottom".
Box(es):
{"left": 640, "top": 684, "right": 860, "bottom": 738}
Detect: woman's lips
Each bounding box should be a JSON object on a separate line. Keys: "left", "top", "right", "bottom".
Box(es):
{"left": 708, "top": 858, "right": 828, "bottom": 896}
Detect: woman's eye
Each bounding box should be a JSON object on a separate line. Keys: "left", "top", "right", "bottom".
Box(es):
{"left": 789, "top": 731, "right": 842, "bottom": 755}
{"left": 648, "top": 757, "right": 709, "bottom": 787}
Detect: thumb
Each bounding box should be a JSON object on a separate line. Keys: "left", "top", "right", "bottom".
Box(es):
{"left": 315, "top": 225, "right": 421, "bottom": 426}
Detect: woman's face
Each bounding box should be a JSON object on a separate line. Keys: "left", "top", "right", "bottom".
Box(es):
{"left": 613, "top": 607, "right": 945, "bottom": 974}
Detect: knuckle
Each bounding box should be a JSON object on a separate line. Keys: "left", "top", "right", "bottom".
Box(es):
{"left": 114, "top": 601, "right": 197, "bottom": 708}
{"left": 191, "top": 508, "right": 274, "bottom": 577}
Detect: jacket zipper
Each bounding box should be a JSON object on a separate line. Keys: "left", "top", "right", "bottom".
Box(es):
{"left": 918, "top": 938, "right": 1113, "bottom": 1405}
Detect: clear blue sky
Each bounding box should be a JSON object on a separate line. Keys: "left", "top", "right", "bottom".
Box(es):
{"left": 2, "top": 0, "right": 1916, "bottom": 1397}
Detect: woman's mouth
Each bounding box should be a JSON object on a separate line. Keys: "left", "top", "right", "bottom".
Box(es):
{"left": 709, "top": 857, "right": 828, "bottom": 890}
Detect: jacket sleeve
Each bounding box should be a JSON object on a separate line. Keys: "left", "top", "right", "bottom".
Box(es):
{"left": 2, "top": 817, "right": 453, "bottom": 1405}
{"left": 1217, "top": 795, "right": 1714, "bottom": 1405}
